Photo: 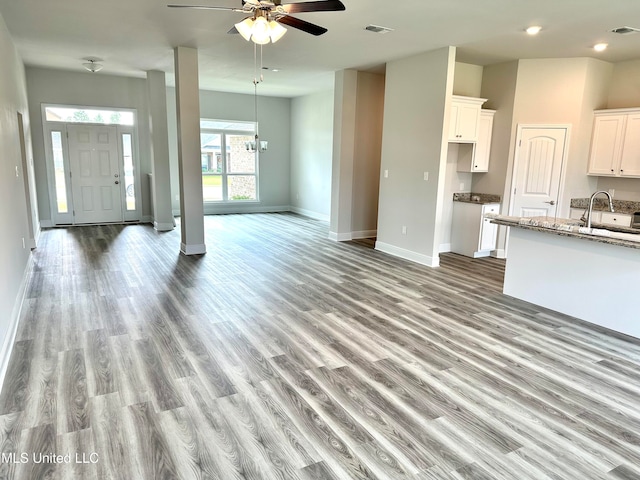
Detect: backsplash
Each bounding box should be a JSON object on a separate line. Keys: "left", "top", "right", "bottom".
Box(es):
{"left": 570, "top": 198, "right": 640, "bottom": 215}
{"left": 453, "top": 192, "right": 502, "bottom": 204}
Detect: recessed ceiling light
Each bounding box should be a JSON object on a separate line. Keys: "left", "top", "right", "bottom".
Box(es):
{"left": 525, "top": 26, "right": 542, "bottom": 35}
{"left": 593, "top": 43, "right": 608, "bottom": 52}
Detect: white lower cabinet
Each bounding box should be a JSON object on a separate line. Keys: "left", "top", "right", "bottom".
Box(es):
{"left": 569, "top": 208, "right": 631, "bottom": 227}
{"left": 451, "top": 202, "right": 500, "bottom": 258}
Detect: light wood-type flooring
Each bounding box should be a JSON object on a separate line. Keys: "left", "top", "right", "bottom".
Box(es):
{"left": 1, "top": 213, "right": 640, "bottom": 479}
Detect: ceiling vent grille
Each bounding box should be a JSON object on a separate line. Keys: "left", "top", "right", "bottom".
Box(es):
{"left": 612, "top": 26, "right": 640, "bottom": 35}
{"left": 365, "top": 24, "right": 394, "bottom": 34}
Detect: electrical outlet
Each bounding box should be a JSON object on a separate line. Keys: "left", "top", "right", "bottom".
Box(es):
{"left": 22, "top": 238, "right": 25, "bottom": 249}
{"left": 460, "top": 183, "right": 465, "bottom": 191}
{"left": 175, "top": 194, "right": 179, "bottom": 201}
{"left": 609, "top": 189, "right": 615, "bottom": 198}
{"left": 15, "top": 166, "right": 19, "bottom": 178}
{"left": 401, "top": 226, "right": 407, "bottom": 235}
{"left": 423, "top": 172, "right": 429, "bottom": 181}
{"left": 384, "top": 170, "right": 389, "bottom": 178}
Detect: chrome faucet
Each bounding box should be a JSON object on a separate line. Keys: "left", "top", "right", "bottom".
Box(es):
{"left": 583, "top": 190, "right": 614, "bottom": 228}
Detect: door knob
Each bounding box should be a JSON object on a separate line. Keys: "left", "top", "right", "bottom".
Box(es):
{"left": 114, "top": 173, "right": 119, "bottom": 178}
{"left": 544, "top": 200, "right": 556, "bottom": 205}
{"left": 115, "top": 180, "right": 119, "bottom": 185}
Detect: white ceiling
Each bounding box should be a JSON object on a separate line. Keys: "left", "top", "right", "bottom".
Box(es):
{"left": 1, "top": 0, "right": 639, "bottom": 97}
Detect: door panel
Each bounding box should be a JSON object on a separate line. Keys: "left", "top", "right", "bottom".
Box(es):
{"left": 511, "top": 128, "right": 567, "bottom": 218}
{"left": 68, "top": 125, "right": 122, "bottom": 224}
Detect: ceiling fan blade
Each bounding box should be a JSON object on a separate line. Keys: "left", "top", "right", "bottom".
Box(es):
{"left": 167, "top": 4, "right": 243, "bottom": 11}
{"left": 282, "top": 0, "right": 345, "bottom": 13}
{"left": 278, "top": 15, "right": 327, "bottom": 35}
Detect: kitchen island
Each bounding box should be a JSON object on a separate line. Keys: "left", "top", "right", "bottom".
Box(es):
{"left": 490, "top": 215, "right": 640, "bottom": 339}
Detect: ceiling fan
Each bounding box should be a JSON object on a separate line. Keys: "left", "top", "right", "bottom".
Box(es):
{"left": 168, "top": 0, "right": 346, "bottom": 40}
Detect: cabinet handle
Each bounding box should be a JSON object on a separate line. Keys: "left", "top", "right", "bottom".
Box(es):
{"left": 611, "top": 169, "right": 615, "bottom": 172}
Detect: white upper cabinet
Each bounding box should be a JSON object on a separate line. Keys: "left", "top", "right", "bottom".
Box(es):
{"left": 456, "top": 109, "right": 495, "bottom": 173}
{"left": 588, "top": 109, "right": 640, "bottom": 178}
{"left": 620, "top": 113, "right": 640, "bottom": 177}
{"left": 449, "top": 95, "right": 487, "bottom": 143}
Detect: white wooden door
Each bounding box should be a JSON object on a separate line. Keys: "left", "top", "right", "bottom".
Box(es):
{"left": 510, "top": 127, "right": 568, "bottom": 218}
{"left": 68, "top": 125, "right": 123, "bottom": 224}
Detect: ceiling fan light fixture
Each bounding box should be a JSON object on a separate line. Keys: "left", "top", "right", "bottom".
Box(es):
{"left": 251, "top": 16, "right": 271, "bottom": 44}
{"left": 235, "top": 17, "right": 255, "bottom": 41}
{"left": 269, "top": 21, "right": 287, "bottom": 43}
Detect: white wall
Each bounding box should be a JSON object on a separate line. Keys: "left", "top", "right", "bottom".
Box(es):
{"left": 26, "top": 67, "right": 153, "bottom": 222}
{"left": 376, "top": 47, "right": 455, "bottom": 267}
{"left": 290, "top": 90, "right": 334, "bottom": 221}
{"left": 0, "top": 13, "right": 37, "bottom": 383}
{"left": 166, "top": 88, "right": 291, "bottom": 214}
{"left": 453, "top": 62, "right": 484, "bottom": 97}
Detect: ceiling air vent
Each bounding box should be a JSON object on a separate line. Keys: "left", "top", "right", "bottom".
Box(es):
{"left": 365, "top": 24, "right": 394, "bottom": 34}
{"left": 611, "top": 26, "right": 640, "bottom": 35}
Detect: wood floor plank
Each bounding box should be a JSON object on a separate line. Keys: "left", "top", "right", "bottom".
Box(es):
{"left": 57, "top": 348, "right": 89, "bottom": 434}
{"left": 2, "top": 213, "right": 640, "bottom": 479}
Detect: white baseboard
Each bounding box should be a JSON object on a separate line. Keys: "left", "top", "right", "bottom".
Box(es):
{"left": 328, "top": 231, "right": 353, "bottom": 242}
{"left": 154, "top": 222, "right": 174, "bottom": 232}
{"left": 0, "top": 255, "right": 34, "bottom": 393}
{"left": 40, "top": 219, "right": 53, "bottom": 228}
{"left": 181, "top": 243, "right": 206, "bottom": 255}
{"left": 203, "top": 205, "right": 290, "bottom": 215}
{"left": 351, "top": 230, "right": 377, "bottom": 240}
{"left": 172, "top": 209, "right": 181, "bottom": 217}
{"left": 439, "top": 243, "right": 452, "bottom": 253}
{"left": 141, "top": 215, "right": 154, "bottom": 224}
{"left": 375, "top": 241, "right": 440, "bottom": 268}
{"left": 289, "top": 206, "right": 330, "bottom": 222}
{"left": 491, "top": 249, "right": 506, "bottom": 259}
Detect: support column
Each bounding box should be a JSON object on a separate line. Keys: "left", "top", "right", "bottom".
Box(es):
{"left": 329, "top": 69, "right": 358, "bottom": 242}
{"left": 146, "top": 70, "right": 174, "bottom": 232}
{"left": 174, "top": 46, "right": 205, "bottom": 255}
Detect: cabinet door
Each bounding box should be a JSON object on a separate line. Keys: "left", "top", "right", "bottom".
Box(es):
{"left": 600, "top": 212, "right": 632, "bottom": 227}
{"left": 456, "top": 104, "right": 480, "bottom": 142}
{"left": 588, "top": 115, "right": 626, "bottom": 176}
{"left": 449, "top": 103, "right": 461, "bottom": 141}
{"left": 472, "top": 112, "right": 494, "bottom": 171}
{"left": 479, "top": 204, "right": 499, "bottom": 252}
{"left": 620, "top": 113, "right": 640, "bottom": 177}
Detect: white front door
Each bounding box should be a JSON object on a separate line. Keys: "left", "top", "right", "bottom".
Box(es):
{"left": 68, "top": 125, "right": 123, "bottom": 224}
{"left": 510, "top": 127, "right": 568, "bottom": 218}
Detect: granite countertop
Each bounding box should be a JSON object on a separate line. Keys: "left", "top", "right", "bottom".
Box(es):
{"left": 487, "top": 214, "right": 640, "bottom": 250}
{"left": 453, "top": 193, "right": 501, "bottom": 204}
{"left": 570, "top": 198, "right": 640, "bottom": 215}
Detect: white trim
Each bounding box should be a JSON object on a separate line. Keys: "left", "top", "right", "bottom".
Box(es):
{"left": 439, "top": 243, "right": 452, "bottom": 253}
{"left": 0, "top": 255, "right": 34, "bottom": 392}
{"left": 142, "top": 215, "right": 154, "bottom": 224}
{"left": 491, "top": 249, "right": 506, "bottom": 259}
{"left": 374, "top": 241, "right": 440, "bottom": 268}
{"left": 154, "top": 222, "right": 174, "bottom": 232}
{"left": 172, "top": 209, "right": 181, "bottom": 217}
{"left": 203, "top": 204, "right": 290, "bottom": 215}
{"left": 328, "top": 231, "right": 352, "bottom": 242}
{"left": 351, "top": 230, "right": 377, "bottom": 240}
{"left": 181, "top": 243, "right": 206, "bottom": 255}
{"left": 289, "top": 206, "right": 330, "bottom": 222}
{"left": 40, "top": 219, "right": 54, "bottom": 228}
